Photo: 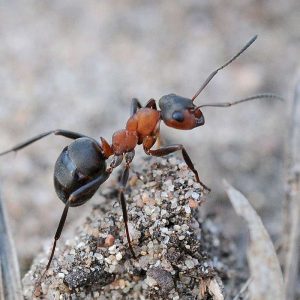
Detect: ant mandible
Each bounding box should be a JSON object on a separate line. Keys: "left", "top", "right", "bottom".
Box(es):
{"left": 0, "top": 35, "right": 282, "bottom": 282}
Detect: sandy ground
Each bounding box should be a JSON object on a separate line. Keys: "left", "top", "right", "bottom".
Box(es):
{"left": 0, "top": 0, "right": 299, "bottom": 278}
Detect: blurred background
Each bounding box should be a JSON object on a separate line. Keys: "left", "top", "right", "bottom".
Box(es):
{"left": 0, "top": 0, "right": 299, "bottom": 276}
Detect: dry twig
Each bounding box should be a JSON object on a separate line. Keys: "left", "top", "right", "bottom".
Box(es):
{"left": 283, "top": 79, "right": 300, "bottom": 300}
{"left": 224, "top": 181, "right": 284, "bottom": 300}
{"left": 0, "top": 193, "right": 23, "bottom": 300}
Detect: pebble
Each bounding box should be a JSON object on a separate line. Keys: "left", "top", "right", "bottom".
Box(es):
{"left": 189, "top": 199, "right": 198, "bottom": 208}
{"left": 161, "top": 191, "right": 168, "bottom": 198}
{"left": 174, "top": 225, "right": 181, "bottom": 231}
{"left": 181, "top": 224, "right": 189, "bottom": 231}
{"left": 76, "top": 242, "right": 85, "bottom": 249}
{"left": 105, "top": 235, "right": 115, "bottom": 247}
{"left": 184, "top": 259, "right": 195, "bottom": 269}
{"left": 108, "top": 245, "right": 117, "bottom": 254}
{"left": 191, "top": 192, "right": 200, "bottom": 200}
{"left": 169, "top": 157, "right": 178, "bottom": 165}
{"left": 160, "top": 227, "right": 169, "bottom": 234}
{"left": 184, "top": 205, "right": 191, "bottom": 214}
{"left": 116, "top": 253, "right": 122, "bottom": 261}
{"left": 94, "top": 253, "right": 104, "bottom": 261}
{"left": 187, "top": 179, "right": 194, "bottom": 186}
{"left": 171, "top": 199, "right": 178, "bottom": 208}
{"left": 161, "top": 209, "right": 167, "bottom": 216}
{"left": 146, "top": 267, "right": 174, "bottom": 293}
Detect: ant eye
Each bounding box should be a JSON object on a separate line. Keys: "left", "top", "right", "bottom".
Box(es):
{"left": 172, "top": 111, "right": 185, "bottom": 122}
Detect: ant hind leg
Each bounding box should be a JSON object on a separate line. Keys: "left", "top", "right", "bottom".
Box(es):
{"left": 0, "top": 129, "right": 87, "bottom": 156}
{"left": 35, "top": 172, "right": 110, "bottom": 289}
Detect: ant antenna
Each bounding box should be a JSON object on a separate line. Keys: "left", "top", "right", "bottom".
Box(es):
{"left": 197, "top": 93, "right": 284, "bottom": 108}
{"left": 192, "top": 35, "right": 258, "bottom": 101}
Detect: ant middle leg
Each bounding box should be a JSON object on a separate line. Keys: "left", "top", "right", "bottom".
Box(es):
{"left": 119, "top": 150, "right": 136, "bottom": 258}
{"left": 0, "top": 129, "right": 87, "bottom": 156}
{"left": 144, "top": 141, "right": 210, "bottom": 192}
{"left": 130, "top": 98, "right": 142, "bottom": 116}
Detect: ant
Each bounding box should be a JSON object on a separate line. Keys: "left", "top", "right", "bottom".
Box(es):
{"left": 0, "top": 35, "right": 282, "bottom": 284}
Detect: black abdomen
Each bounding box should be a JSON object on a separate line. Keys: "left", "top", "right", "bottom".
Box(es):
{"left": 54, "top": 138, "right": 106, "bottom": 207}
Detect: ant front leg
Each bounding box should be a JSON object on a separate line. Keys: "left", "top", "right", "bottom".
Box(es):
{"left": 0, "top": 129, "right": 86, "bottom": 156}
{"left": 119, "top": 151, "right": 136, "bottom": 258}
{"left": 144, "top": 139, "right": 211, "bottom": 192}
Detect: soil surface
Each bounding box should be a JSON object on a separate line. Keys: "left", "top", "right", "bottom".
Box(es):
{"left": 0, "top": 0, "right": 299, "bottom": 290}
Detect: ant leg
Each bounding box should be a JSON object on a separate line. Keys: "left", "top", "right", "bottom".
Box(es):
{"left": 0, "top": 129, "right": 86, "bottom": 156}
{"left": 119, "top": 151, "right": 136, "bottom": 258}
{"left": 144, "top": 143, "right": 210, "bottom": 192}
{"left": 145, "top": 98, "right": 157, "bottom": 110}
{"left": 37, "top": 172, "right": 110, "bottom": 284}
{"left": 38, "top": 201, "right": 71, "bottom": 283}
{"left": 130, "top": 98, "right": 142, "bottom": 116}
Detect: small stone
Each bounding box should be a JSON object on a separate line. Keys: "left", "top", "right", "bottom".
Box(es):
{"left": 105, "top": 235, "right": 115, "bottom": 247}
{"left": 105, "top": 257, "right": 112, "bottom": 264}
{"left": 108, "top": 245, "right": 117, "bottom": 254}
{"left": 76, "top": 242, "right": 85, "bottom": 249}
{"left": 179, "top": 235, "right": 185, "bottom": 240}
{"left": 146, "top": 276, "right": 157, "bottom": 287}
{"left": 91, "top": 228, "right": 100, "bottom": 238}
{"left": 142, "top": 192, "right": 156, "bottom": 205}
{"left": 184, "top": 205, "right": 191, "bottom": 214}
{"left": 171, "top": 199, "right": 178, "bottom": 208}
{"left": 191, "top": 192, "right": 200, "bottom": 200}
{"left": 136, "top": 196, "right": 144, "bottom": 207}
{"left": 58, "top": 272, "right": 65, "bottom": 279}
{"left": 119, "top": 279, "right": 126, "bottom": 289}
{"left": 187, "top": 179, "right": 194, "bottom": 186}
{"left": 146, "top": 267, "right": 174, "bottom": 293}
{"left": 116, "top": 253, "right": 122, "bottom": 261}
{"left": 164, "top": 179, "right": 172, "bottom": 185}
{"left": 185, "top": 259, "right": 195, "bottom": 269}
{"left": 160, "top": 227, "right": 169, "bottom": 234}
{"left": 161, "top": 191, "right": 168, "bottom": 198}
{"left": 189, "top": 199, "right": 198, "bottom": 208}
{"left": 129, "top": 175, "right": 138, "bottom": 186}
{"left": 169, "top": 157, "right": 178, "bottom": 165}
{"left": 163, "top": 236, "right": 170, "bottom": 244}
{"left": 184, "top": 190, "right": 192, "bottom": 199}
{"left": 144, "top": 206, "right": 154, "bottom": 215}
{"left": 161, "top": 209, "right": 167, "bottom": 216}
{"left": 94, "top": 253, "right": 104, "bottom": 261}
{"left": 174, "top": 225, "right": 181, "bottom": 231}
{"left": 181, "top": 224, "right": 189, "bottom": 231}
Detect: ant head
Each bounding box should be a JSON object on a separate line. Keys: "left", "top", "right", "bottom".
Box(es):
{"left": 159, "top": 94, "right": 205, "bottom": 130}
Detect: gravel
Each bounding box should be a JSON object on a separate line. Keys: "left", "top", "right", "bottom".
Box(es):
{"left": 23, "top": 156, "right": 246, "bottom": 299}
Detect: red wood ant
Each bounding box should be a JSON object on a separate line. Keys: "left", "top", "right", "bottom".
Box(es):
{"left": 0, "top": 35, "right": 282, "bottom": 283}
